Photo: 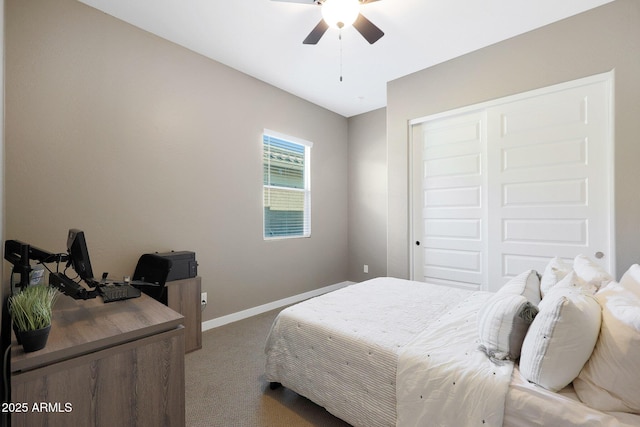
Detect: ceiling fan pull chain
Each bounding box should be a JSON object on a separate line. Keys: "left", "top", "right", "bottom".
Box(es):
{"left": 339, "top": 29, "right": 343, "bottom": 82}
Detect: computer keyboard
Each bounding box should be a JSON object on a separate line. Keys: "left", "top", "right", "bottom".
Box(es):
{"left": 99, "top": 283, "right": 141, "bottom": 303}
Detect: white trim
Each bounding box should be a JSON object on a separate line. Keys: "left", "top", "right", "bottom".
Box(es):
{"left": 408, "top": 70, "right": 616, "bottom": 283}
{"left": 263, "top": 128, "right": 314, "bottom": 147}
{"left": 407, "top": 120, "right": 415, "bottom": 280}
{"left": 201, "top": 281, "right": 354, "bottom": 331}
{"left": 408, "top": 71, "right": 615, "bottom": 126}
{"left": 605, "top": 70, "right": 616, "bottom": 278}
{"left": 263, "top": 132, "right": 312, "bottom": 240}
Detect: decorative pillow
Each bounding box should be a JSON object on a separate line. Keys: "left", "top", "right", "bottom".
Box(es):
{"left": 478, "top": 293, "right": 538, "bottom": 361}
{"left": 540, "top": 257, "right": 571, "bottom": 297}
{"left": 552, "top": 270, "right": 598, "bottom": 295}
{"left": 519, "top": 287, "right": 601, "bottom": 392}
{"left": 573, "top": 265, "right": 640, "bottom": 413}
{"left": 573, "top": 254, "right": 613, "bottom": 291}
{"left": 497, "top": 269, "right": 541, "bottom": 305}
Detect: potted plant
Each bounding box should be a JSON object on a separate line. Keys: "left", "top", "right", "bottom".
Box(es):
{"left": 9, "top": 285, "right": 59, "bottom": 352}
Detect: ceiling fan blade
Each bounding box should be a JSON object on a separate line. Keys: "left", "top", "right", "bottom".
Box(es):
{"left": 353, "top": 13, "right": 384, "bottom": 44}
{"left": 303, "top": 19, "right": 329, "bottom": 44}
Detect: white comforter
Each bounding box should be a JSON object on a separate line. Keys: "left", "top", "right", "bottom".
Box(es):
{"left": 265, "top": 277, "right": 471, "bottom": 427}
{"left": 396, "top": 291, "right": 514, "bottom": 427}
{"left": 265, "top": 278, "right": 640, "bottom": 427}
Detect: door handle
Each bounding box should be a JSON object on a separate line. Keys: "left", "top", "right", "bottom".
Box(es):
{"left": 595, "top": 251, "right": 604, "bottom": 259}
{"left": 415, "top": 241, "right": 421, "bottom": 246}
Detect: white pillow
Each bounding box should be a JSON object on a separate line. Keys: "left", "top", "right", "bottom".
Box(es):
{"left": 498, "top": 269, "right": 541, "bottom": 305}
{"left": 540, "top": 257, "right": 571, "bottom": 297}
{"left": 478, "top": 293, "right": 538, "bottom": 361}
{"left": 519, "top": 287, "right": 601, "bottom": 392}
{"left": 553, "top": 270, "right": 598, "bottom": 295}
{"left": 573, "top": 254, "right": 613, "bottom": 291}
{"left": 574, "top": 265, "right": 640, "bottom": 413}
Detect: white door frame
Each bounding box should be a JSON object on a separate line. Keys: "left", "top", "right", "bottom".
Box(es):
{"left": 408, "top": 71, "right": 615, "bottom": 284}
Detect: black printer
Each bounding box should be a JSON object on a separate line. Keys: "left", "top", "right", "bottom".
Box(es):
{"left": 132, "top": 250, "right": 198, "bottom": 283}
{"left": 152, "top": 251, "right": 198, "bottom": 281}
{"left": 131, "top": 251, "right": 197, "bottom": 304}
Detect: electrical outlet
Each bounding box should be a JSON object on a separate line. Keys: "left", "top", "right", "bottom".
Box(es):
{"left": 201, "top": 292, "right": 207, "bottom": 306}
{"left": 364, "top": 264, "right": 369, "bottom": 274}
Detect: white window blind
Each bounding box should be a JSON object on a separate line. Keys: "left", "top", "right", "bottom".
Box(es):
{"left": 263, "top": 130, "right": 312, "bottom": 239}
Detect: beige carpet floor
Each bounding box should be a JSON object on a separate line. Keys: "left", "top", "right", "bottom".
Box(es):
{"left": 185, "top": 308, "right": 352, "bottom": 427}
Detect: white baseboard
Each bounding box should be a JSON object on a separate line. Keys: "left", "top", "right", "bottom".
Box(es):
{"left": 201, "top": 281, "right": 354, "bottom": 332}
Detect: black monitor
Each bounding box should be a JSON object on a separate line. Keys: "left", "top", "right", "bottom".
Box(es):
{"left": 66, "top": 229, "right": 95, "bottom": 284}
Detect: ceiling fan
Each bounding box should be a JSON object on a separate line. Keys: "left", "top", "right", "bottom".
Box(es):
{"left": 273, "top": 0, "right": 384, "bottom": 45}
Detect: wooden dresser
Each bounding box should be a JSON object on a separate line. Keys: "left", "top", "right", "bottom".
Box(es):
{"left": 166, "top": 276, "right": 202, "bottom": 353}
{"left": 10, "top": 293, "right": 185, "bottom": 427}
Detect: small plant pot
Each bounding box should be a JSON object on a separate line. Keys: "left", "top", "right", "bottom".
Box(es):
{"left": 12, "top": 323, "right": 22, "bottom": 345}
{"left": 17, "top": 325, "right": 51, "bottom": 353}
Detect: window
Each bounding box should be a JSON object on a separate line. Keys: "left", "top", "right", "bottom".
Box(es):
{"left": 263, "top": 130, "right": 312, "bottom": 239}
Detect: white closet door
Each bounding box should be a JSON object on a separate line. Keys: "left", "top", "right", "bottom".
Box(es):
{"left": 411, "top": 74, "right": 613, "bottom": 291}
{"left": 412, "top": 111, "right": 488, "bottom": 290}
{"left": 485, "top": 79, "right": 613, "bottom": 290}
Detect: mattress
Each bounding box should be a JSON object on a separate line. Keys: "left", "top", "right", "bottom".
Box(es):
{"left": 264, "top": 277, "right": 471, "bottom": 427}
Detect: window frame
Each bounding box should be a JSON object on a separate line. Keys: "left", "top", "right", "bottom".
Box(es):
{"left": 262, "top": 129, "right": 312, "bottom": 240}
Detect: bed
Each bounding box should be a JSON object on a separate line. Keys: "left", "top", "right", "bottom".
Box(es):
{"left": 264, "top": 257, "right": 640, "bottom": 427}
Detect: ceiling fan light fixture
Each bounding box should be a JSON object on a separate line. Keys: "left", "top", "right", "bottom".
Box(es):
{"left": 321, "top": 0, "right": 360, "bottom": 29}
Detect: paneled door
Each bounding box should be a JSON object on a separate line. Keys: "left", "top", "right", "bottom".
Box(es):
{"left": 411, "top": 110, "right": 488, "bottom": 290}
{"left": 484, "top": 78, "right": 613, "bottom": 290}
{"left": 411, "top": 73, "right": 613, "bottom": 291}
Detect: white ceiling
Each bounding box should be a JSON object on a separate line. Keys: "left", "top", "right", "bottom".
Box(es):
{"left": 78, "top": 0, "right": 613, "bottom": 117}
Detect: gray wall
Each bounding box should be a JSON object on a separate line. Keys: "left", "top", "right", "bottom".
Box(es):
{"left": 6, "top": 0, "right": 635, "bottom": 328}
{"left": 5, "top": 0, "right": 349, "bottom": 321}
{"left": 347, "top": 107, "right": 387, "bottom": 282}
{"left": 387, "top": 0, "right": 640, "bottom": 279}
